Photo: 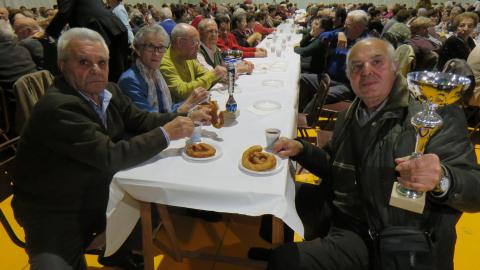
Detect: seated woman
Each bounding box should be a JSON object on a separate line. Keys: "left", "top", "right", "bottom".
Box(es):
{"left": 216, "top": 13, "right": 267, "bottom": 58}
{"left": 231, "top": 13, "right": 262, "bottom": 48}
{"left": 294, "top": 16, "right": 333, "bottom": 74}
{"left": 118, "top": 25, "right": 208, "bottom": 113}
{"left": 438, "top": 12, "right": 478, "bottom": 69}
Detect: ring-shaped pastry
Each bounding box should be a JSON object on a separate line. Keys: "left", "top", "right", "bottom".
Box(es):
{"left": 186, "top": 143, "right": 216, "bottom": 158}
{"left": 241, "top": 145, "right": 277, "bottom": 171}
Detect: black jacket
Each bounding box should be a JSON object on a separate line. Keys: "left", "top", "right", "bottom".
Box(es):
{"left": 12, "top": 76, "right": 179, "bottom": 224}
{"left": 294, "top": 74, "right": 480, "bottom": 269}
{"left": 46, "top": 0, "right": 126, "bottom": 45}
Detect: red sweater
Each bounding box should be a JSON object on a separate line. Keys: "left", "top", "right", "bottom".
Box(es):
{"left": 254, "top": 22, "right": 274, "bottom": 35}
{"left": 217, "top": 31, "right": 256, "bottom": 58}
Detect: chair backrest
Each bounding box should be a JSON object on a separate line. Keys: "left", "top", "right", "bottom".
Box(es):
{"left": 0, "top": 130, "right": 24, "bottom": 248}
{"left": 395, "top": 44, "right": 416, "bottom": 77}
{"left": 442, "top": 59, "right": 476, "bottom": 107}
{"left": 306, "top": 74, "right": 331, "bottom": 127}
{"left": 13, "top": 70, "right": 54, "bottom": 134}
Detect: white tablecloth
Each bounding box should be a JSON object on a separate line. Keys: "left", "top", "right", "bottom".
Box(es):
{"left": 105, "top": 27, "right": 304, "bottom": 256}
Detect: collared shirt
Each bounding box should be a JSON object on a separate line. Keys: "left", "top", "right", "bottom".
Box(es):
{"left": 355, "top": 98, "right": 388, "bottom": 127}
{"left": 197, "top": 42, "right": 216, "bottom": 70}
{"left": 78, "top": 89, "right": 112, "bottom": 128}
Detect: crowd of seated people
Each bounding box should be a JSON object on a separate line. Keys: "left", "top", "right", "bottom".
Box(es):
{"left": 293, "top": 1, "right": 480, "bottom": 116}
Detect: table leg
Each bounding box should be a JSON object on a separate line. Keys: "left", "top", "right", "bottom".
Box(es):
{"left": 272, "top": 216, "right": 284, "bottom": 245}
{"left": 140, "top": 202, "right": 154, "bottom": 270}
{"left": 155, "top": 204, "right": 183, "bottom": 261}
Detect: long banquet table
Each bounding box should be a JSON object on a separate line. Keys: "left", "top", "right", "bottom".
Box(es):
{"left": 104, "top": 24, "right": 305, "bottom": 262}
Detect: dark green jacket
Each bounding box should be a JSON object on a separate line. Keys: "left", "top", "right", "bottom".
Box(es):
{"left": 12, "top": 76, "right": 180, "bottom": 223}
{"left": 294, "top": 74, "right": 480, "bottom": 269}
{"left": 199, "top": 44, "right": 223, "bottom": 68}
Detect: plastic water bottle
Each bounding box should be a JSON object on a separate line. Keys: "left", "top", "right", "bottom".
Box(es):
{"left": 227, "top": 60, "right": 235, "bottom": 94}
{"left": 226, "top": 60, "right": 237, "bottom": 112}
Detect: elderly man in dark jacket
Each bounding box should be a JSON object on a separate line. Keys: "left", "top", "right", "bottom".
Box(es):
{"left": 12, "top": 28, "right": 210, "bottom": 270}
{"left": 268, "top": 38, "right": 480, "bottom": 270}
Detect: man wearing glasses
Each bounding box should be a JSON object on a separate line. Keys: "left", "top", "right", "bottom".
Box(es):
{"left": 160, "top": 23, "right": 227, "bottom": 103}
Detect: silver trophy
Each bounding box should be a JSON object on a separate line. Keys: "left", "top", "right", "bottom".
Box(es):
{"left": 390, "top": 71, "right": 470, "bottom": 214}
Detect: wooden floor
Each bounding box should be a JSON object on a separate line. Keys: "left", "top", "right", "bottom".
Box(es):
{"left": 2, "top": 138, "right": 480, "bottom": 269}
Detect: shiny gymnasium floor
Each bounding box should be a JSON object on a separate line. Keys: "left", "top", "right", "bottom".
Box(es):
{"left": 2, "top": 137, "right": 480, "bottom": 269}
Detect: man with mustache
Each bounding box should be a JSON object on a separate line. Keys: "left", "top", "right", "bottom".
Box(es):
{"left": 267, "top": 38, "right": 480, "bottom": 270}
{"left": 11, "top": 27, "right": 210, "bottom": 270}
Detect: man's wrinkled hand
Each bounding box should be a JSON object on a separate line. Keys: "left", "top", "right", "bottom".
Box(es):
{"left": 163, "top": 116, "right": 195, "bottom": 140}
{"left": 272, "top": 137, "right": 304, "bottom": 158}
{"left": 395, "top": 154, "right": 442, "bottom": 192}
{"left": 213, "top": 65, "right": 227, "bottom": 80}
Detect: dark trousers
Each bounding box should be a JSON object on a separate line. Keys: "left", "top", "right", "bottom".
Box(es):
{"left": 20, "top": 210, "right": 149, "bottom": 270}
{"left": 267, "top": 183, "right": 369, "bottom": 270}
{"left": 299, "top": 73, "right": 354, "bottom": 113}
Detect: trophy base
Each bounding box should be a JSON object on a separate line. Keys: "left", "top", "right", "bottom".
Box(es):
{"left": 389, "top": 182, "right": 425, "bottom": 214}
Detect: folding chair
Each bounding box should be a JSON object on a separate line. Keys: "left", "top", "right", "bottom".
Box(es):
{"left": 0, "top": 130, "right": 23, "bottom": 248}
{"left": 297, "top": 74, "right": 331, "bottom": 142}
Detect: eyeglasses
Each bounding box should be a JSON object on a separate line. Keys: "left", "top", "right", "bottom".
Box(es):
{"left": 178, "top": 37, "right": 200, "bottom": 46}
{"left": 141, "top": 43, "right": 168, "bottom": 53}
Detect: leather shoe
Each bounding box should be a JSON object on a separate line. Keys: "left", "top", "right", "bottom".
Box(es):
{"left": 98, "top": 250, "right": 144, "bottom": 270}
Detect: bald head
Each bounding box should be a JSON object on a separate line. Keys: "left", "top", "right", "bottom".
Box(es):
{"left": 171, "top": 23, "right": 200, "bottom": 60}
{"left": 346, "top": 38, "right": 398, "bottom": 110}
{"left": 13, "top": 16, "right": 40, "bottom": 40}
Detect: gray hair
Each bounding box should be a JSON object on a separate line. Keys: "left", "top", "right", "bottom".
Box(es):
{"left": 0, "top": 19, "right": 15, "bottom": 42}
{"left": 198, "top": 18, "right": 216, "bottom": 32}
{"left": 133, "top": 24, "right": 170, "bottom": 50}
{"left": 345, "top": 38, "right": 396, "bottom": 77}
{"left": 158, "top": 7, "right": 173, "bottom": 20}
{"left": 347, "top": 10, "right": 369, "bottom": 27}
{"left": 57, "top": 27, "right": 109, "bottom": 61}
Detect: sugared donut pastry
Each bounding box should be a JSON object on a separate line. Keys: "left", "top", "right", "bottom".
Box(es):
{"left": 241, "top": 145, "right": 277, "bottom": 171}
{"left": 186, "top": 143, "right": 216, "bottom": 158}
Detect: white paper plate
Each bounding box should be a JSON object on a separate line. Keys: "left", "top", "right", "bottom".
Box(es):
{"left": 239, "top": 155, "right": 284, "bottom": 176}
{"left": 262, "top": 79, "right": 284, "bottom": 87}
{"left": 182, "top": 143, "right": 223, "bottom": 162}
{"left": 252, "top": 100, "right": 281, "bottom": 112}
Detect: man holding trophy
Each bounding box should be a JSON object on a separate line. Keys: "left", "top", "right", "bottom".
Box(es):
{"left": 267, "top": 38, "right": 480, "bottom": 270}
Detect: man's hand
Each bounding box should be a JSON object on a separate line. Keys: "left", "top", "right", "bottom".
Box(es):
{"left": 163, "top": 116, "right": 195, "bottom": 140}
{"left": 395, "top": 154, "right": 443, "bottom": 192}
{"left": 272, "top": 137, "right": 304, "bottom": 158}
{"left": 337, "top": 32, "right": 347, "bottom": 49}
{"left": 236, "top": 60, "right": 254, "bottom": 74}
{"left": 178, "top": 87, "right": 209, "bottom": 113}
{"left": 255, "top": 48, "right": 268, "bottom": 58}
{"left": 213, "top": 65, "right": 227, "bottom": 80}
